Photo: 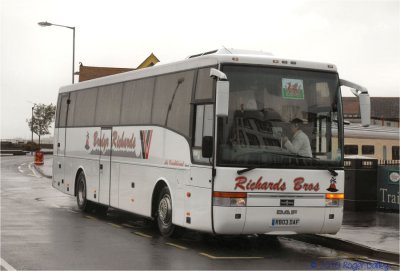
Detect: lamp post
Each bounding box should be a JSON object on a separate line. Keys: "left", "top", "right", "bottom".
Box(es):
{"left": 31, "top": 105, "right": 34, "bottom": 145}
{"left": 28, "top": 102, "right": 36, "bottom": 155}
{"left": 38, "top": 21, "right": 76, "bottom": 84}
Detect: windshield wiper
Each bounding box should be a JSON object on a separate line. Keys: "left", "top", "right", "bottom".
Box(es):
{"left": 276, "top": 153, "right": 339, "bottom": 176}
{"left": 328, "top": 168, "right": 338, "bottom": 176}
{"left": 235, "top": 152, "right": 338, "bottom": 176}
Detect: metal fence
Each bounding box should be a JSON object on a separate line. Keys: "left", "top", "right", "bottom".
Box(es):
{"left": 344, "top": 158, "right": 399, "bottom": 212}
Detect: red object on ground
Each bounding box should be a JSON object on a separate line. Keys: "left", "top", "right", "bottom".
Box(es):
{"left": 34, "top": 151, "right": 44, "bottom": 165}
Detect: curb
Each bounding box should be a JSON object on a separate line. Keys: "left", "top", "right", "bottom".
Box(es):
{"left": 33, "top": 163, "right": 52, "bottom": 179}
{"left": 288, "top": 234, "right": 399, "bottom": 264}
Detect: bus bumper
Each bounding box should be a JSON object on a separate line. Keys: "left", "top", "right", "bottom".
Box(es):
{"left": 213, "top": 206, "right": 343, "bottom": 235}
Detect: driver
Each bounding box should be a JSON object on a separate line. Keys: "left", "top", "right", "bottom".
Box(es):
{"left": 283, "top": 118, "right": 312, "bottom": 157}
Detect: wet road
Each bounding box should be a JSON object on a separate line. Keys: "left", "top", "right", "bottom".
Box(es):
{"left": 0, "top": 156, "right": 390, "bottom": 270}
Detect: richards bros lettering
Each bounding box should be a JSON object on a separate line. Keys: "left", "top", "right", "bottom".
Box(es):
{"left": 234, "top": 176, "right": 321, "bottom": 192}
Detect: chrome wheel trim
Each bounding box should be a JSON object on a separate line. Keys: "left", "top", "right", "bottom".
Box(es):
{"left": 158, "top": 194, "right": 172, "bottom": 226}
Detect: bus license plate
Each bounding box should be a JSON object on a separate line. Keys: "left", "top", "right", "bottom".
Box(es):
{"left": 271, "top": 218, "right": 300, "bottom": 226}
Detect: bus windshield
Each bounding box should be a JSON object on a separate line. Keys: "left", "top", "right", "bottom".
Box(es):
{"left": 217, "top": 65, "right": 343, "bottom": 169}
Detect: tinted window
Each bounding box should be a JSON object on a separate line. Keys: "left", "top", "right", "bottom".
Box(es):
{"left": 57, "top": 94, "right": 69, "bottom": 128}
{"left": 120, "top": 78, "right": 154, "bottom": 125}
{"left": 194, "top": 105, "right": 205, "bottom": 147}
{"left": 152, "top": 71, "right": 195, "bottom": 136}
{"left": 73, "top": 88, "right": 98, "bottom": 126}
{"left": 195, "top": 68, "right": 214, "bottom": 100}
{"left": 67, "top": 92, "right": 76, "bottom": 127}
{"left": 95, "top": 83, "right": 123, "bottom": 126}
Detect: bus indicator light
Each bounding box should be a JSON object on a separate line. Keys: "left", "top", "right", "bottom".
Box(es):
{"left": 213, "top": 192, "right": 247, "bottom": 207}
{"left": 325, "top": 193, "right": 344, "bottom": 199}
{"left": 325, "top": 193, "right": 344, "bottom": 207}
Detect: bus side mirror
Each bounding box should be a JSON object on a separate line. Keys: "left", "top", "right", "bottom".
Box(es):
{"left": 340, "top": 79, "right": 371, "bottom": 127}
{"left": 202, "top": 136, "right": 213, "bottom": 158}
{"left": 358, "top": 92, "right": 370, "bottom": 127}
{"left": 216, "top": 81, "right": 229, "bottom": 117}
{"left": 210, "top": 68, "right": 229, "bottom": 117}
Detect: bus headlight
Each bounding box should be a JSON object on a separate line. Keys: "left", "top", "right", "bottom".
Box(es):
{"left": 213, "top": 192, "right": 247, "bottom": 207}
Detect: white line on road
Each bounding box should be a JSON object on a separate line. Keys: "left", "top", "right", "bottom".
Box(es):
{"left": 28, "top": 163, "right": 41, "bottom": 178}
{"left": 133, "top": 231, "right": 152, "bottom": 238}
{"left": 67, "top": 209, "right": 79, "bottom": 213}
{"left": 1, "top": 258, "right": 17, "bottom": 271}
{"left": 17, "top": 166, "right": 23, "bottom": 173}
{"left": 165, "top": 242, "right": 188, "bottom": 250}
{"left": 199, "top": 253, "right": 264, "bottom": 260}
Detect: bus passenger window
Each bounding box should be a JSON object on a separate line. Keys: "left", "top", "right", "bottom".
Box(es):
{"left": 57, "top": 94, "right": 69, "bottom": 128}
{"left": 195, "top": 68, "right": 214, "bottom": 100}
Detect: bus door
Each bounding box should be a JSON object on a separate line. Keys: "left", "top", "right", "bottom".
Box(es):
{"left": 98, "top": 127, "right": 112, "bottom": 205}
{"left": 185, "top": 104, "right": 214, "bottom": 231}
{"left": 53, "top": 93, "right": 69, "bottom": 191}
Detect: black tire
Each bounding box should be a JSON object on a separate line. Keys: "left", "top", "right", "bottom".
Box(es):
{"left": 156, "top": 186, "right": 183, "bottom": 237}
{"left": 76, "top": 172, "right": 91, "bottom": 212}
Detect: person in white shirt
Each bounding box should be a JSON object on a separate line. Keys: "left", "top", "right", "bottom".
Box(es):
{"left": 283, "top": 118, "right": 312, "bottom": 157}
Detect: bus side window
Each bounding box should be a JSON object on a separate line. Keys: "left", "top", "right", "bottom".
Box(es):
{"left": 193, "top": 104, "right": 214, "bottom": 163}
{"left": 195, "top": 68, "right": 214, "bottom": 100}
{"left": 67, "top": 92, "right": 76, "bottom": 127}
{"left": 152, "top": 71, "right": 194, "bottom": 137}
{"left": 57, "top": 94, "right": 69, "bottom": 128}
{"left": 73, "top": 88, "right": 98, "bottom": 126}
{"left": 95, "top": 83, "right": 123, "bottom": 126}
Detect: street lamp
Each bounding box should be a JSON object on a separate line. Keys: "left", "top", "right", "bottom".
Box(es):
{"left": 31, "top": 105, "right": 34, "bottom": 145}
{"left": 27, "top": 102, "right": 37, "bottom": 155}
{"left": 38, "top": 21, "right": 76, "bottom": 84}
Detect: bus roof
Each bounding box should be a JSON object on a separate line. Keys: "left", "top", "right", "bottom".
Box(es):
{"left": 59, "top": 48, "right": 338, "bottom": 93}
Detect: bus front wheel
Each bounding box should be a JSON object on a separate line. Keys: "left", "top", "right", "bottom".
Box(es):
{"left": 157, "top": 186, "right": 183, "bottom": 237}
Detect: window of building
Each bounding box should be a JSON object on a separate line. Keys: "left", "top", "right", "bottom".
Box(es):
{"left": 392, "top": 146, "right": 399, "bottom": 160}
{"left": 362, "top": 145, "right": 375, "bottom": 155}
{"left": 344, "top": 145, "right": 358, "bottom": 155}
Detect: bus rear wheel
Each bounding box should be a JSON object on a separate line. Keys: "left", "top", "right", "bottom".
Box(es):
{"left": 157, "top": 186, "right": 183, "bottom": 237}
{"left": 76, "top": 172, "right": 91, "bottom": 212}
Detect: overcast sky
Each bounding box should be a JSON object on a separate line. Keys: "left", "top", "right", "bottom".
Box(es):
{"left": 1, "top": 0, "right": 399, "bottom": 140}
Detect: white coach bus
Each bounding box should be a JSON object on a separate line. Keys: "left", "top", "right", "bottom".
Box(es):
{"left": 53, "top": 48, "right": 370, "bottom": 237}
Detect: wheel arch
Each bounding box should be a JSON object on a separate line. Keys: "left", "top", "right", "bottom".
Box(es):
{"left": 151, "top": 179, "right": 171, "bottom": 219}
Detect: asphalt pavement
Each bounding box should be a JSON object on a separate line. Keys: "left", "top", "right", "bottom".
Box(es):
{"left": 6, "top": 155, "right": 384, "bottom": 270}
{"left": 34, "top": 156, "right": 399, "bottom": 263}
